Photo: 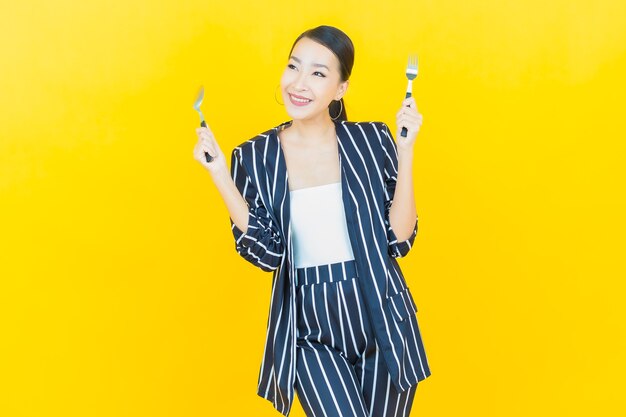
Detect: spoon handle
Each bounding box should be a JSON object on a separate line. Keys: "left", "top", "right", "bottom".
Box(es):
{"left": 200, "top": 120, "right": 214, "bottom": 163}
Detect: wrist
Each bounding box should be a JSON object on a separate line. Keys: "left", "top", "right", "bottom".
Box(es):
{"left": 397, "top": 146, "right": 414, "bottom": 163}
{"left": 209, "top": 166, "right": 231, "bottom": 184}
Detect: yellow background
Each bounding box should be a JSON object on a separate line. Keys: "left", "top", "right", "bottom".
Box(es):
{"left": 1, "top": 0, "right": 625, "bottom": 415}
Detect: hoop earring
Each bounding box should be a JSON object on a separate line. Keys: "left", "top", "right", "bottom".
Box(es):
{"left": 330, "top": 99, "right": 343, "bottom": 120}
{"left": 274, "top": 84, "right": 284, "bottom": 105}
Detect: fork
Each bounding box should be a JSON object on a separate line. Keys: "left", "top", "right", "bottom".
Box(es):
{"left": 401, "top": 54, "right": 418, "bottom": 137}
{"left": 193, "top": 85, "right": 213, "bottom": 162}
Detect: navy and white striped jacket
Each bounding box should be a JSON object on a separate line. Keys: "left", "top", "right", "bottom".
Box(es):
{"left": 229, "top": 118, "right": 431, "bottom": 416}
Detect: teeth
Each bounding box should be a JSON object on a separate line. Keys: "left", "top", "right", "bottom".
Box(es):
{"left": 291, "top": 95, "right": 311, "bottom": 103}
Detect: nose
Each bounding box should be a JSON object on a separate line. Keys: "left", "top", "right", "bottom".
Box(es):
{"left": 293, "top": 71, "right": 307, "bottom": 91}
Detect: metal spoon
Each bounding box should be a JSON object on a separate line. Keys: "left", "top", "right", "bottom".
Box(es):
{"left": 193, "top": 86, "right": 213, "bottom": 162}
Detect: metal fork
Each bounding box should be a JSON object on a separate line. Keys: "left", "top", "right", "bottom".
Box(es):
{"left": 401, "top": 54, "right": 419, "bottom": 137}
{"left": 193, "top": 85, "right": 213, "bottom": 162}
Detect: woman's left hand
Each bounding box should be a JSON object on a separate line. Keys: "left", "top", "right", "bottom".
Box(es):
{"left": 395, "top": 96, "right": 423, "bottom": 151}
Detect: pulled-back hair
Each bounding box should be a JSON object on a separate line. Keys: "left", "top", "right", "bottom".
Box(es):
{"left": 288, "top": 25, "right": 354, "bottom": 121}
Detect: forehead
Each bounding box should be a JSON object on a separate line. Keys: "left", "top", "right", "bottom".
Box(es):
{"left": 290, "top": 37, "right": 339, "bottom": 70}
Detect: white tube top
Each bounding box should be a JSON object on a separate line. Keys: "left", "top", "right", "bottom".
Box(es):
{"left": 289, "top": 182, "right": 355, "bottom": 268}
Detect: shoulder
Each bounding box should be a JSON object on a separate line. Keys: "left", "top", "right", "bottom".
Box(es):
{"left": 337, "top": 120, "right": 393, "bottom": 150}
{"left": 232, "top": 121, "right": 287, "bottom": 160}
{"left": 233, "top": 127, "right": 275, "bottom": 152}
{"left": 337, "top": 120, "right": 390, "bottom": 136}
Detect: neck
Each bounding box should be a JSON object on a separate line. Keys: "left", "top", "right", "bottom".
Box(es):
{"left": 288, "top": 114, "right": 336, "bottom": 145}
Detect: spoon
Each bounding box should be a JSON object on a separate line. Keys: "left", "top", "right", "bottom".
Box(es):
{"left": 193, "top": 86, "right": 213, "bottom": 162}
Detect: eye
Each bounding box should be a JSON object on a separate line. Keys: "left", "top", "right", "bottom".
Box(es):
{"left": 287, "top": 64, "right": 296, "bottom": 70}
{"left": 314, "top": 71, "right": 326, "bottom": 77}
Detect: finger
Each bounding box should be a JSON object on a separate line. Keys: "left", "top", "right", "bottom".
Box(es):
{"left": 196, "top": 125, "right": 214, "bottom": 137}
{"left": 202, "top": 137, "right": 220, "bottom": 155}
{"left": 396, "top": 115, "right": 418, "bottom": 130}
{"left": 197, "top": 125, "right": 212, "bottom": 134}
{"left": 199, "top": 131, "right": 213, "bottom": 143}
{"left": 403, "top": 96, "right": 416, "bottom": 107}
{"left": 211, "top": 139, "right": 223, "bottom": 155}
{"left": 398, "top": 108, "right": 419, "bottom": 121}
{"left": 398, "top": 108, "right": 417, "bottom": 120}
{"left": 201, "top": 140, "right": 216, "bottom": 156}
{"left": 404, "top": 99, "right": 418, "bottom": 113}
{"left": 400, "top": 109, "right": 417, "bottom": 119}
{"left": 403, "top": 112, "right": 420, "bottom": 123}
{"left": 200, "top": 129, "right": 221, "bottom": 148}
{"left": 202, "top": 136, "right": 220, "bottom": 155}
{"left": 194, "top": 144, "right": 206, "bottom": 163}
{"left": 397, "top": 113, "right": 416, "bottom": 124}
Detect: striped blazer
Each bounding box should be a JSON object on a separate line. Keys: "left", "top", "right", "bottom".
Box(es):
{"left": 229, "top": 118, "right": 431, "bottom": 416}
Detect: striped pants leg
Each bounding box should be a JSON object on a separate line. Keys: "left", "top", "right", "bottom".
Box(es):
{"left": 294, "top": 260, "right": 417, "bottom": 417}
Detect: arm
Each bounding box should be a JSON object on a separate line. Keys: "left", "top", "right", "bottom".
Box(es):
{"left": 194, "top": 123, "right": 250, "bottom": 234}
{"left": 193, "top": 123, "right": 284, "bottom": 271}
{"left": 209, "top": 159, "right": 250, "bottom": 234}
{"left": 228, "top": 147, "right": 284, "bottom": 272}
{"left": 381, "top": 122, "right": 418, "bottom": 258}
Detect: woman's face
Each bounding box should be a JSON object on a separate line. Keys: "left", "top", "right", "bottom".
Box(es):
{"left": 279, "top": 37, "right": 348, "bottom": 121}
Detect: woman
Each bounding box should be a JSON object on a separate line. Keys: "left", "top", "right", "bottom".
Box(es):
{"left": 193, "top": 25, "right": 431, "bottom": 417}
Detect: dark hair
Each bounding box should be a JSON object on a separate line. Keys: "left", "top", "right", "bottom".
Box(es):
{"left": 288, "top": 25, "right": 354, "bottom": 122}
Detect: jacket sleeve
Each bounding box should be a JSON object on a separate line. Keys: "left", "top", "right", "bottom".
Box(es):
{"left": 229, "top": 147, "right": 284, "bottom": 272}
{"left": 379, "top": 122, "right": 418, "bottom": 258}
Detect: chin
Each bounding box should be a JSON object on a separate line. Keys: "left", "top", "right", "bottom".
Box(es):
{"left": 286, "top": 107, "right": 325, "bottom": 121}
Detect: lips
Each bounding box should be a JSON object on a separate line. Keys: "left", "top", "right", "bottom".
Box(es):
{"left": 289, "top": 93, "right": 312, "bottom": 106}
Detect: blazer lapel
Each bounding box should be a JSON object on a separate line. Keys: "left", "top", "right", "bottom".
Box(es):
{"left": 335, "top": 120, "right": 356, "bottom": 218}
{"left": 268, "top": 122, "right": 292, "bottom": 247}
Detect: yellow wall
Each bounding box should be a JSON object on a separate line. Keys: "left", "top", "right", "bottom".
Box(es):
{"left": 1, "top": 1, "right": 625, "bottom": 415}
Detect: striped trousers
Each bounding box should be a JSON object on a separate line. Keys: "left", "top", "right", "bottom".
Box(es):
{"left": 294, "top": 260, "right": 417, "bottom": 417}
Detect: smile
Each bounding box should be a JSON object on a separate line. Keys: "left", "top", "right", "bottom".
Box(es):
{"left": 289, "top": 94, "right": 312, "bottom": 106}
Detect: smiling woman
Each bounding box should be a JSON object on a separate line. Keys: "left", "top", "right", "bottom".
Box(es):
{"left": 279, "top": 27, "right": 354, "bottom": 123}
{"left": 192, "top": 24, "right": 429, "bottom": 417}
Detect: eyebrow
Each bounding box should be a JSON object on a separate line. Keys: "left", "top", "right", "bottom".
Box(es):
{"left": 289, "top": 56, "right": 330, "bottom": 71}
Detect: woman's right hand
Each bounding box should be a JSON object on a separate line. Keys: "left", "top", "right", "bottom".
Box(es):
{"left": 193, "top": 122, "right": 228, "bottom": 176}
